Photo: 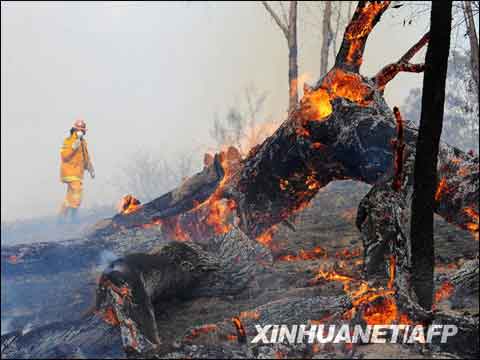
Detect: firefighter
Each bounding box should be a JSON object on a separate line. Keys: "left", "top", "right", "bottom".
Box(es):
{"left": 59, "top": 119, "right": 95, "bottom": 223}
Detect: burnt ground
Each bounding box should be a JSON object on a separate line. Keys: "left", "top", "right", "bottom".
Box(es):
{"left": 151, "top": 181, "right": 479, "bottom": 346}
{"left": 1, "top": 180, "right": 478, "bottom": 359}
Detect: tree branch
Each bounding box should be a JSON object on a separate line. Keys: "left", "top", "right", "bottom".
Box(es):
{"left": 278, "top": 1, "right": 289, "bottom": 29}
{"left": 262, "top": 1, "right": 289, "bottom": 40}
{"left": 391, "top": 106, "right": 405, "bottom": 192}
{"left": 334, "top": 1, "right": 390, "bottom": 73}
{"left": 373, "top": 32, "right": 430, "bottom": 90}
{"left": 400, "top": 32, "right": 430, "bottom": 63}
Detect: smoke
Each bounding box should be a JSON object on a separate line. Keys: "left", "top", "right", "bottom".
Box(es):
{"left": 21, "top": 322, "right": 34, "bottom": 336}
{"left": 1, "top": 317, "right": 13, "bottom": 335}
{"left": 96, "top": 249, "right": 119, "bottom": 273}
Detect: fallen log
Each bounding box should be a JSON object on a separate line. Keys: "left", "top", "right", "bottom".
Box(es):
{"left": 97, "top": 3, "right": 477, "bottom": 247}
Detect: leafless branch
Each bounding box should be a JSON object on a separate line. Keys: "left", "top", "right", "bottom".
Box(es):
{"left": 373, "top": 32, "right": 429, "bottom": 90}
{"left": 261, "top": 1, "right": 289, "bottom": 39}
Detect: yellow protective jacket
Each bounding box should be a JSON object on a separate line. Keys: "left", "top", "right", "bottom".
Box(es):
{"left": 60, "top": 133, "right": 93, "bottom": 183}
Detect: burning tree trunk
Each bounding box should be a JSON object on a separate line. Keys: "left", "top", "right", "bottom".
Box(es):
{"left": 103, "top": 2, "right": 477, "bottom": 247}
{"left": 410, "top": 0, "right": 452, "bottom": 311}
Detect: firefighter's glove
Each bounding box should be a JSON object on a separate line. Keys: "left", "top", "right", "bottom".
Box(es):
{"left": 72, "top": 139, "right": 81, "bottom": 150}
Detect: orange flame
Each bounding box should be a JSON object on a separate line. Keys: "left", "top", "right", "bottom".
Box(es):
{"left": 99, "top": 307, "right": 120, "bottom": 326}
{"left": 256, "top": 226, "right": 277, "bottom": 247}
{"left": 433, "top": 281, "right": 455, "bottom": 308}
{"left": 300, "top": 68, "right": 373, "bottom": 124}
{"left": 323, "top": 68, "right": 373, "bottom": 106}
{"left": 142, "top": 218, "right": 162, "bottom": 229}
{"left": 118, "top": 194, "right": 142, "bottom": 214}
{"left": 232, "top": 317, "right": 246, "bottom": 339}
{"left": 174, "top": 219, "right": 189, "bottom": 241}
{"left": 206, "top": 199, "right": 237, "bottom": 235}
{"left": 343, "top": 1, "right": 390, "bottom": 67}
{"left": 301, "top": 88, "right": 333, "bottom": 121}
{"left": 185, "top": 324, "right": 217, "bottom": 340}
{"left": 362, "top": 296, "right": 410, "bottom": 325}
{"left": 387, "top": 255, "right": 395, "bottom": 290}
{"left": 463, "top": 207, "right": 479, "bottom": 240}
{"left": 310, "top": 253, "right": 411, "bottom": 325}
{"left": 278, "top": 246, "right": 326, "bottom": 262}
{"left": 435, "top": 177, "right": 449, "bottom": 201}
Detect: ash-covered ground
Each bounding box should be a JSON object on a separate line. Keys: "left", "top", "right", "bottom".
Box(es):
{"left": 1, "top": 181, "right": 478, "bottom": 359}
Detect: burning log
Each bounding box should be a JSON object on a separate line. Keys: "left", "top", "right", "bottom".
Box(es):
{"left": 356, "top": 145, "right": 478, "bottom": 291}
{"left": 95, "top": 2, "right": 477, "bottom": 250}
{"left": 94, "top": 227, "right": 271, "bottom": 355}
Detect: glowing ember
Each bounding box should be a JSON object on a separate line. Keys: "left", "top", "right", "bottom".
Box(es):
{"left": 174, "top": 219, "right": 189, "bottom": 241}
{"left": 310, "top": 142, "right": 327, "bottom": 150}
{"left": 387, "top": 255, "right": 395, "bottom": 290}
{"left": 463, "top": 207, "right": 479, "bottom": 240}
{"left": 435, "top": 177, "right": 449, "bottom": 201}
{"left": 118, "top": 194, "right": 141, "bottom": 214}
{"left": 299, "top": 68, "right": 373, "bottom": 124}
{"left": 256, "top": 226, "right": 277, "bottom": 247}
{"left": 279, "top": 179, "right": 289, "bottom": 191}
{"left": 277, "top": 246, "right": 326, "bottom": 262}
{"left": 335, "top": 247, "right": 362, "bottom": 259}
{"left": 185, "top": 324, "right": 217, "bottom": 340}
{"left": 206, "top": 199, "right": 237, "bottom": 235}
{"left": 433, "top": 280, "right": 455, "bottom": 308}
{"left": 343, "top": 1, "right": 390, "bottom": 67}
{"left": 232, "top": 317, "right": 246, "bottom": 340}
{"left": 239, "top": 310, "right": 260, "bottom": 320}
{"left": 322, "top": 68, "right": 373, "bottom": 106}
{"left": 306, "top": 174, "right": 320, "bottom": 191}
{"left": 362, "top": 296, "right": 410, "bottom": 326}
{"left": 7, "top": 255, "right": 18, "bottom": 264}
{"left": 99, "top": 307, "right": 119, "bottom": 326}
{"left": 310, "top": 256, "right": 411, "bottom": 326}
{"left": 142, "top": 218, "right": 162, "bottom": 229}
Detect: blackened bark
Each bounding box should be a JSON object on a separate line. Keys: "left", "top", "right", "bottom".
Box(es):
{"left": 410, "top": 1, "right": 452, "bottom": 310}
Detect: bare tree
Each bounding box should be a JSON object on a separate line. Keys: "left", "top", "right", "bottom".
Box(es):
{"left": 262, "top": 1, "right": 298, "bottom": 113}
{"left": 113, "top": 150, "right": 195, "bottom": 203}
{"left": 320, "top": 1, "right": 333, "bottom": 76}
{"left": 210, "top": 86, "right": 271, "bottom": 156}
{"left": 462, "top": 1, "right": 479, "bottom": 95}
{"left": 410, "top": 0, "right": 452, "bottom": 310}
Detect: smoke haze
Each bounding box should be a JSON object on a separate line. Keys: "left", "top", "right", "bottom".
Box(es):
{"left": 2, "top": 1, "right": 431, "bottom": 222}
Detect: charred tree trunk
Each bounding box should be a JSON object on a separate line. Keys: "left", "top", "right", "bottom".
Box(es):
{"left": 99, "top": 2, "right": 476, "bottom": 247}
{"left": 410, "top": 0, "right": 452, "bottom": 311}
{"left": 320, "top": 1, "right": 333, "bottom": 76}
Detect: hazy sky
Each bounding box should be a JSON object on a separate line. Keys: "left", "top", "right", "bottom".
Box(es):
{"left": 1, "top": 1, "right": 432, "bottom": 222}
